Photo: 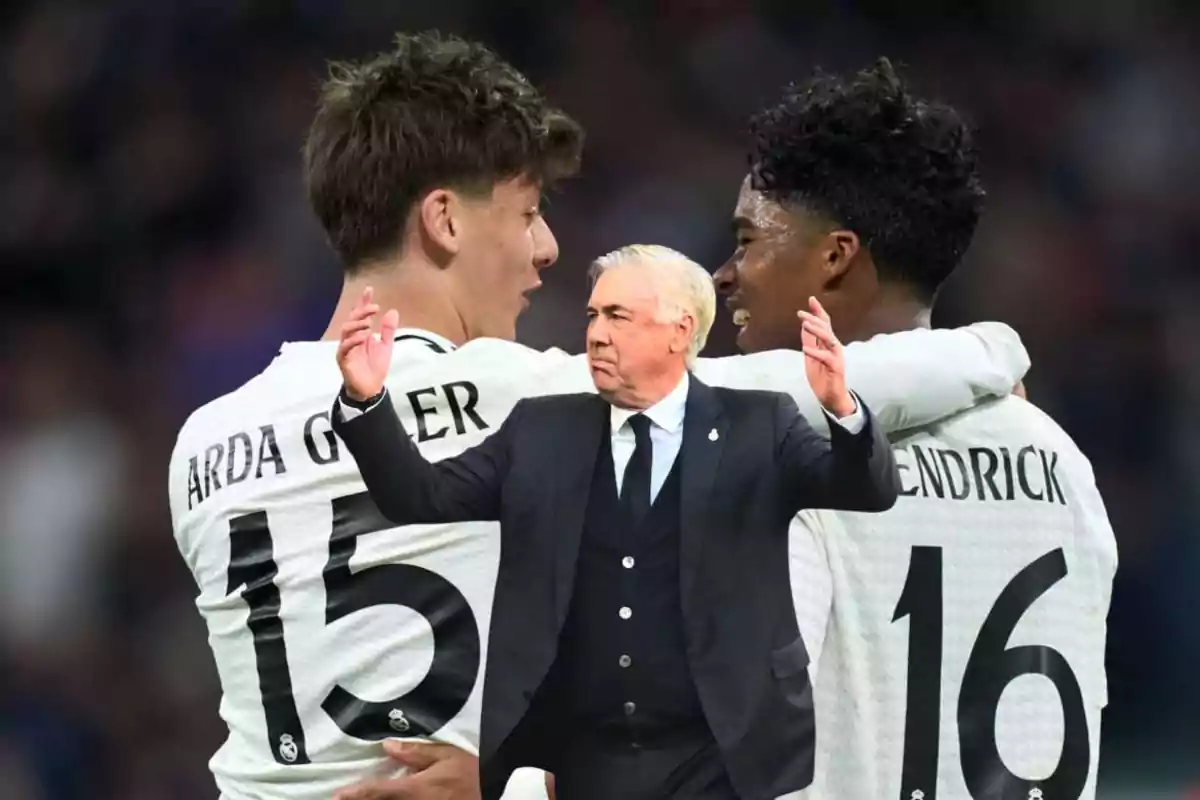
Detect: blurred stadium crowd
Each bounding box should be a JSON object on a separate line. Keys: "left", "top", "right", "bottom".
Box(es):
{"left": 1, "top": 1, "right": 1198, "bottom": 797}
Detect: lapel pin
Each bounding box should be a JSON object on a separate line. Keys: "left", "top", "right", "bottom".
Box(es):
{"left": 708, "top": 428, "right": 719, "bottom": 441}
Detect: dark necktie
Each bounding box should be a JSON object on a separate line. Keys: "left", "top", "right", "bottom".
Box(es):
{"left": 621, "top": 414, "right": 653, "bottom": 528}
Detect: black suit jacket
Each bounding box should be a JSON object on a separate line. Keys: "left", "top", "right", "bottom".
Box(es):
{"left": 332, "top": 377, "right": 900, "bottom": 800}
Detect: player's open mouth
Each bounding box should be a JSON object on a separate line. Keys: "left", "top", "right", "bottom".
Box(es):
{"left": 521, "top": 284, "right": 542, "bottom": 309}
{"left": 731, "top": 309, "right": 751, "bottom": 327}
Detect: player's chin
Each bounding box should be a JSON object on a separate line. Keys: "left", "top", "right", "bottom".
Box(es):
{"left": 733, "top": 321, "right": 760, "bottom": 354}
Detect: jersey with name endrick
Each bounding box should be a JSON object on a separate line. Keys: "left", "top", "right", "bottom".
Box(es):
{"left": 800, "top": 396, "right": 1117, "bottom": 800}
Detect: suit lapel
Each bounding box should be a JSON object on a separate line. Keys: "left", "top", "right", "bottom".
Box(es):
{"left": 679, "top": 376, "right": 727, "bottom": 609}
{"left": 551, "top": 395, "right": 608, "bottom": 628}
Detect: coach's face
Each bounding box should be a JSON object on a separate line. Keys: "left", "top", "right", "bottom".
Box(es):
{"left": 453, "top": 176, "right": 559, "bottom": 341}
{"left": 586, "top": 265, "right": 692, "bottom": 409}
{"left": 713, "top": 175, "right": 857, "bottom": 353}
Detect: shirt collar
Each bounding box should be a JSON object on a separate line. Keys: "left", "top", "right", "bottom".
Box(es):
{"left": 610, "top": 372, "right": 690, "bottom": 435}
{"left": 277, "top": 327, "right": 459, "bottom": 358}
{"left": 391, "top": 327, "right": 458, "bottom": 354}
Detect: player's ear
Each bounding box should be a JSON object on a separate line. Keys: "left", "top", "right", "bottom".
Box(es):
{"left": 417, "top": 188, "right": 463, "bottom": 258}
{"left": 822, "top": 229, "right": 860, "bottom": 283}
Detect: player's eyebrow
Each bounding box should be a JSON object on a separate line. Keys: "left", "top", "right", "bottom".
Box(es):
{"left": 731, "top": 215, "right": 755, "bottom": 233}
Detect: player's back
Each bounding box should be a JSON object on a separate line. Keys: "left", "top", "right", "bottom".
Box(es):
{"left": 168, "top": 334, "right": 583, "bottom": 800}
{"left": 803, "top": 396, "right": 1117, "bottom": 800}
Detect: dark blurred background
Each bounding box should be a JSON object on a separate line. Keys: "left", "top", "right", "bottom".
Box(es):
{"left": 1, "top": 1, "right": 1196, "bottom": 797}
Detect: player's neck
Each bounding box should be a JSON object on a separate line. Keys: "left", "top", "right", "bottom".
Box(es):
{"left": 850, "top": 284, "right": 932, "bottom": 342}
{"left": 321, "top": 267, "right": 469, "bottom": 347}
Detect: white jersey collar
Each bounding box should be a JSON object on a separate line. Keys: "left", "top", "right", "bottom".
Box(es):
{"left": 391, "top": 327, "right": 458, "bottom": 354}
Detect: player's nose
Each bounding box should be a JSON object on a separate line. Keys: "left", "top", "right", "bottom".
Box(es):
{"left": 712, "top": 259, "right": 736, "bottom": 294}
{"left": 532, "top": 216, "right": 559, "bottom": 270}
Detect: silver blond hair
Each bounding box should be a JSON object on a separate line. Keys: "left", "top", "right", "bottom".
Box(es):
{"left": 588, "top": 244, "right": 716, "bottom": 365}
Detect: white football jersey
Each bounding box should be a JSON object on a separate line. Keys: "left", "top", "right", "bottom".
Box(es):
{"left": 800, "top": 396, "right": 1117, "bottom": 800}
{"left": 168, "top": 324, "right": 1029, "bottom": 800}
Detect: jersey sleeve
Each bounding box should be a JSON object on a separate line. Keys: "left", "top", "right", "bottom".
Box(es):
{"left": 693, "top": 322, "right": 1030, "bottom": 435}
{"left": 1060, "top": 446, "right": 1119, "bottom": 708}
{"left": 788, "top": 511, "right": 834, "bottom": 678}
{"left": 167, "top": 417, "right": 201, "bottom": 573}
{"left": 445, "top": 340, "right": 595, "bottom": 398}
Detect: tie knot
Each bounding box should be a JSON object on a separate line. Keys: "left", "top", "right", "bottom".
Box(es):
{"left": 628, "top": 413, "right": 652, "bottom": 443}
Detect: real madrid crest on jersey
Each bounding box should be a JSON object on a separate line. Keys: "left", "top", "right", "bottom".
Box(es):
{"left": 278, "top": 734, "right": 299, "bottom": 763}
{"left": 388, "top": 708, "right": 411, "bottom": 733}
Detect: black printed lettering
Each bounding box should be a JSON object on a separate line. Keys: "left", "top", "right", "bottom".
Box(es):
{"left": 444, "top": 381, "right": 488, "bottom": 434}
{"left": 204, "top": 442, "right": 225, "bottom": 497}
{"left": 407, "top": 388, "right": 449, "bottom": 442}
{"left": 187, "top": 456, "right": 204, "bottom": 509}
{"left": 304, "top": 411, "right": 340, "bottom": 466}
{"left": 256, "top": 425, "right": 287, "bottom": 478}
{"left": 227, "top": 432, "right": 254, "bottom": 486}
{"left": 937, "top": 449, "right": 970, "bottom": 501}
{"left": 998, "top": 447, "right": 1015, "bottom": 500}
{"left": 1042, "top": 450, "right": 1066, "bottom": 506}
{"left": 968, "top": 447, "right": 1002, "bottom": 501}
{"left": 1016, "top": 445, "right": 1042, "bottom": 501}
{"left": 895, "top": 452, "right": 920, "bottom": 497}
{"left": 913, "top": 445, "right": 945, "bottom": 499}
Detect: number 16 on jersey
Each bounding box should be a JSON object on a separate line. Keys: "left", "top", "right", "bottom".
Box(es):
{"left": 891, "top": 546, "right": 1091, "bottom": 800}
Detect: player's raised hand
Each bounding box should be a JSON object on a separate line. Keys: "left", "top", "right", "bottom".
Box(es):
{"left": 332, "top": 740, "right": 480, "bottom": 800}
{"left": 797, "top": 297, "right": 855, "bottom": 418}
{"left": 338, "top": 286, "right": 399, "bottom": 402}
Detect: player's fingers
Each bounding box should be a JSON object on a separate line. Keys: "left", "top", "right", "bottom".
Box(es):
{"left": 331, "top": 782, "right": 382, "bottom": 800}
{"left": 796, "top": 312, "right": 835, "bottom": 343}
{"left": 336, "top": 778, "right": 413, "bottom": 800}
{"left": 379, "top": 309, "right": 400, "bottom": 343}
{"left": 802, "top": 320, "right": 840, "bottom": 351}
{"left": 796, "top": 309, "right": 821, "bottom": 327}
{"left": 341, "top": 317, "right": 373, "bottom": 338}
{"left": 349, "top": 302, "right": 381, "bottom": 324}
{"left": 383, "top": 740, "right": 458, "bottom": 771}
{"left": 808, "top": 295, "right": 832, "bottom": 325}
{"left": 804, "top": 347, "right": 837, "bottom": 369}
{"left": 343, "top": 331, "right": 372, "bottom": 350}
{"left": 337, "top": 334, "right": 360, "bottom": 361}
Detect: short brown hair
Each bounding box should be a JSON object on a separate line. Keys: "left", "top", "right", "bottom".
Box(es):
{"left": 304, "top": 31, "right": 584, "bottom": 272}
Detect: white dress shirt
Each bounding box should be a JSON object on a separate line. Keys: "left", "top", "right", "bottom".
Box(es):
{"left": 610, "top": 373, "right": 866, "bottom": 502}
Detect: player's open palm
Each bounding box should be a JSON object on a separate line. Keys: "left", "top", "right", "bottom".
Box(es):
{"left": 338, "top": 286, "right": 399, "bottom": 401}
{"left": 798, "top": 296, "right": 854, "bottom": 417}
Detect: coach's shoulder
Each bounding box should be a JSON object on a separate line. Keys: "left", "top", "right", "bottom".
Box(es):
{"left": 515, "top": 392, "right": 601, "bottom": 414}
{"left": 711, "top": 383, "right": 791, "bottom": 408}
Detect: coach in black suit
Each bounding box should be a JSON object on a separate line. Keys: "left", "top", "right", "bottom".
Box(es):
{"left": 330, "top": 246, "right": 900, "bottom": 800}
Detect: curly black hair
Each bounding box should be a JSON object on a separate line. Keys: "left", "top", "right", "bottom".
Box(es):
{"left": 749, "top": 58, "right": 984, "bottom": 299}
{"left": 304, "top": 31, "right": 584, "bottom": 272}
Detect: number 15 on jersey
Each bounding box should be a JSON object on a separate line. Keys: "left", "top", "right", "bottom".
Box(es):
{"left": 226, "top": 492, "right": 482, "bottom": 765}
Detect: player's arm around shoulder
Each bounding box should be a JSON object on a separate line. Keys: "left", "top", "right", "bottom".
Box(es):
{"left": 693, "top": 320, "right": 1029, "bottom": 436}
{"left": 841, "top": 320, "right": 1031, "bottom": 433}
